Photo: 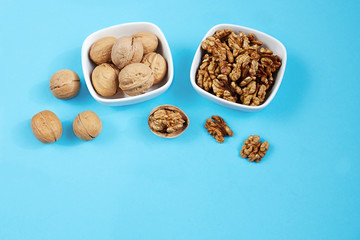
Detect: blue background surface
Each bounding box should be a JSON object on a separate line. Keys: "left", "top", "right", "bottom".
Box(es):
{"left": 1, "top": 0, "right": 359, "bottom": 239}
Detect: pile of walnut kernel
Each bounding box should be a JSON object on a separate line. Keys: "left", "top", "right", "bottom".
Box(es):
{"left": 203, "top": 115, "right": 270, "bottom": 162}
{"left": 196, "top": 29, "right": 281, "bottom": 106}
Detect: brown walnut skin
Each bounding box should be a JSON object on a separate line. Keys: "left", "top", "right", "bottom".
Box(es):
{"left": 141, "top": 52, "right": 167, "bottom": 85}
{"left": 205, "top": 115, "right": 233, "bottom": 143}
{"left": 31, "top": 110, "right": 62, "bottom": 143}
{"left": 148, "top": 105, "right": 189, "bottom": 138}
{"left": 73, "top": 111, "right": 102, "bottom": 141}
{"left": 50, "top": 69, "right": 80, "bottom": 99}
{"left": 133, "top": 32, "right": 159, "bottom": 54}
{"left": 89, "top": 37, "right": 117, "bottom": 65}
{"left": 111, "top": 36, "right": 143, "bottom": 69}
{"left": 118, "top": 63, "right": 154, "bottom": 96}
{"left": 91, "top": 63, "right": 120, "bottom": 97}
{"left": 196, "top": 29, "right": 281, "bottom": 106}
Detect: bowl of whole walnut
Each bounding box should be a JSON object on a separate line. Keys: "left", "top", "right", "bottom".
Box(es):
{"left": 190, "top": 24, "right": 287, "bottom": 111}
{"left": 82, "top": 22, "right": 174, "bottom": 106}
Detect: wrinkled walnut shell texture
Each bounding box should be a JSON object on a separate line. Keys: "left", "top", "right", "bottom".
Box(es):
{"left": 89, "top": 37, "right": 117, "bottom": 65}
{"left": 141, "top": 52, "right": 167, "bottom": 85}
{"left": 50, "top": 69, "right": 80, "bottom": 99}
{"left": 31, "top": 110, "right": 62, "bottom": 143}
{"left": 91, "top": 63, "right": 119, "bottom": 97}
{"left": 111, "top": 36, "right": 143, "bottom": 69}
{"left": 118, "top": 63, "right": 154, "bottom": 96}
{"left": 73, "top": 111, "right": 102, "bottom": 141}
{"left": 133, "top": 32, "right": 159, "bottom": 54}
{"left": 148, "top": 105, "right": 189, "bottom": 138}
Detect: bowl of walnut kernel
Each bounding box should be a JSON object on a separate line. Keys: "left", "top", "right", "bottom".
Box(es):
{"left": 190, "top": 24, "right": 287, "bottom": 111}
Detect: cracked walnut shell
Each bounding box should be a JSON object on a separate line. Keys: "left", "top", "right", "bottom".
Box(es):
{"left": 240, "top": 135, "right": 269, "bottom": 162}
{"left": 31, "top": 110, "right": 62, "bottom": 143}
{"left": 50, "top": 69, "right": 80, "bottom": 99}
{"left": 205, "top": 115, "right": 233, "bottom": 143}
{"left": 73, "top": 111, "right": 102, "bottom": 141}
{"left": 89, "top": 37, "right": 117, "bottom": 65}
{"left": 148, "top": 105, "right": 189, "bottom": 138}
{"left": 111, "top": 36, "right": 143, "bottom": 69}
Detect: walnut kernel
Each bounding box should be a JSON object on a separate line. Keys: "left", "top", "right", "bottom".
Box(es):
{"left": 240, "top": 135, "right": 269, "bottom": 162}
{"left": 196, "top": 29, "right": 282, "bottom": 106}
{"left": 204, "top": 115, "right": 233, "bottom": 143}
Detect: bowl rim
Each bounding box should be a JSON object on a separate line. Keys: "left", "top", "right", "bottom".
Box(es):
{"left": 81, "top": 22, "right": 174, "bottom": 104}
{"left": 190, "top": 23, "right": 287, "bottom": 111}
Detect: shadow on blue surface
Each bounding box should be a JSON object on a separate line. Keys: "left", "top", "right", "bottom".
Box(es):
{"left": 56, "top": 119, "right": 83, "bottom": 147}
{"left": 170, "top": 46, "right": 198, "bottom": 105}
{"left": 12, "top": 118, "right": 85, "bottom": 148}
{"left": 29, "top": 47, "right": 94, "bottom": 107}
{"left": 263, "top": 52, "right": 309, "bottom": 119}
{"left": 12, "top": 119, "right": 46, "bottom": 150}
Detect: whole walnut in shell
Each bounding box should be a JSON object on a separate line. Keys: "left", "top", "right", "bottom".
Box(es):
{"left": 91, "top": 63, "right": 120, "bottom": 97}
{"left": 73, "top": 111, "right": 102, "bottom": 141}
{"left": 148, "top": 105, "right": 189, "bottom": 138}
{"left": 111, "top": 36, "right": 143, "bottom": 69}
{"left": 50, "top": 69, "right": 80, "bottom": 99}
{"left": 89, "top": 37, "right": 117, "bottom": 65}
{"left": 133, "top": 32, "right": 158, "bottom": 54}
{"left": 142, "top": 52, "right": 167, "bottom": 85}
{"left": 31, "top": 110, "right": 62, "bottom": 143}
{"left": 118, "top": 63, "right": 154, "bottom": 96}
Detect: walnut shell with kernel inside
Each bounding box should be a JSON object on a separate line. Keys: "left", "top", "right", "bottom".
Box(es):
{"left": 73, "top": 111, "right": 102, "bottom": 141}
{"left": 31, "top": 110, "right": 62, "bottom": 143}
{"left": 148, "top": 105, "right": 189, "bottom": 138}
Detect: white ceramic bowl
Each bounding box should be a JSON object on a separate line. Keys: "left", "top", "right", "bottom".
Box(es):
{"left": 190, "top": 24, "right": 287, "bottom": 111}
{"left": 81, "top": 22, "right": 174, "bottom": 106}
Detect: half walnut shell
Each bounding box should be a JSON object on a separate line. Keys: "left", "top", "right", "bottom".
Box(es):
{"left": 148, "top": 105, "right": 189, "bottom": 138}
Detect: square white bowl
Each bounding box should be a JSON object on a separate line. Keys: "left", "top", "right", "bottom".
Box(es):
{"left": 190, "top": 24, "right": 287, "bottom": 112}
{"left": 81, "top": 22, "right": 174, "bottom": 106}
